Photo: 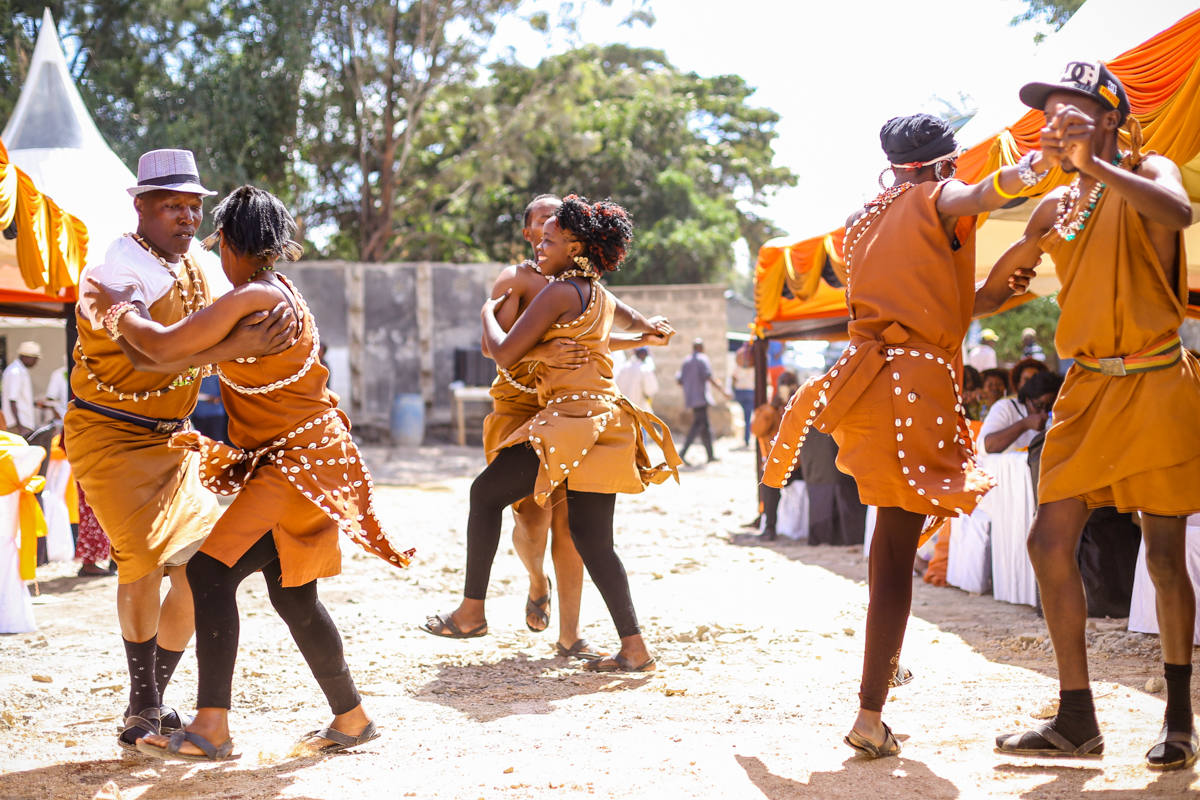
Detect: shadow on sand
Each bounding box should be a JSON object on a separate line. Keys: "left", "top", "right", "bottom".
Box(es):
{"left": 415, "top": 653, "right": 651, "bottom": 722}
{"left": 0, "top": 753, "right": 349, "bottom": 800}
{"left": 737, "top": 752, "right": 960, "bottom": 799}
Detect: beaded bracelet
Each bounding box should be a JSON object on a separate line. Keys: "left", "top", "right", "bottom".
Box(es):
{"left": 1017, "top": 151, "right": 1049, "bottom": 188}
{"left": 103, "top": 302, "right": 137, "bottom": 341}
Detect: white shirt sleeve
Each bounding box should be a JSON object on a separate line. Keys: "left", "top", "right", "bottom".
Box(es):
{"left": 979, "top": 398, "right": 1034, "bottom": 454}
{"left": 77, "top": 261, "right": 151, "bottom": 329}
{"left": 641, "top": 365, "right": 659, "bottom": 399}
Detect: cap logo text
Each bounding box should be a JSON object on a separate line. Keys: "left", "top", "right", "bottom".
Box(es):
{"left": 1063, "top": 62, "right": 1098, "bottom": 88}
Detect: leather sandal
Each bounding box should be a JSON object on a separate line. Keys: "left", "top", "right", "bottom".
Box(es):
{"left": 556, "top": 639, "right": 608, "bottom": 660}
{"left": 419, "top": 612, "right": 487, "bottom": 639}
{"left": 136, "top": 729, "right": 239, "bottom": 762}
{"left": 889, "top": 663, "right": 915, "bottom": 689}
{"left": 117, "top": 707, "right": 160, "bottom": 752}
{"left": 995, "top": 724, "right": 1105, "bottom": 758}
{"left": 296, "top": 720, "right": 381, "bottom": 754}
{"left": 1146, "top": 725, "right": 1199, "bottom": 771}
{"left": 526, "top": 577, "right": 552, "bottom": 633}
{"left": 845, "top": 722, "right": 901, "bottom": 759}
{"left": 582, "top": 654, "right": 656, "bottom": 673}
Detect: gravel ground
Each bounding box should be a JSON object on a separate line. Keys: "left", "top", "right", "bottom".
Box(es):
{"left": 0, "top": 439, "right": 1196, "bottom": 799}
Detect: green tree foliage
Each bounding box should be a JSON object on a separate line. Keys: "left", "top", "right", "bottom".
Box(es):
{"left": 0, "top": 2, "right": 795, "bottom": 284}
{"left": 374, "top": 45, "right": 796, "bottom": 284}
{"left": 1011, "top": 0, "right": 1086, "bottom": 42}
{"left": 985, "top": 294, "right": 1062, "bottom": 365}
{"left": 0, "top": 2, "right": 309, "bottom": 216}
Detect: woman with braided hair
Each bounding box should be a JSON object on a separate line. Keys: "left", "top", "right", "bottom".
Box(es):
{"left": 422, "top": 195, "right": 681, "bottom": 673}
{"left": 85, "top": 185, "right": 414, "bottom": 762}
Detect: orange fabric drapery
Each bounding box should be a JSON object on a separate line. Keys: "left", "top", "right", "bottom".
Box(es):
{"left": 0, "top": 137, "right": 87, "bottom": 299}
{"left": 754, "top": 8, "right": 1200, "bottom": 331}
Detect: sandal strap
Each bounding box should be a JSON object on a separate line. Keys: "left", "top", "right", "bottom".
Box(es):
{"left": 1036, "top": 724, "right": 1102, "bottom": 756}
{"left": 430, "top": 613, "right": 461, "bottom": 636}
{"left": 1155, "top": 729, "right": 1198, "bottom": 748}
{"left": 165, "top": 730, "right": 218, "bottom": 759}
{"left": 312, "top": 726, "right": 357, "bottom": 747}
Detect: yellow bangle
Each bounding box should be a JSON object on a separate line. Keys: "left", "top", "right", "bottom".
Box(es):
{"left": 992, "top": 170, "right": 1022, "bottom": 200}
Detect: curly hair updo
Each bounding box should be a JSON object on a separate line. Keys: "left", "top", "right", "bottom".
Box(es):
{"left": 207, "top": 185, "right": 304, "bottom": 262}
{"left": 553, "top": 194, "right": 634, "bottom": 272}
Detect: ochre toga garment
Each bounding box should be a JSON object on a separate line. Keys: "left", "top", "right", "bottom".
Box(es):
{"left": 1038, "top": 186, "right": 1200, "bottom": 515}
{"left": 495, "top": 281, "right": 681, "bottom": 505}
{"left": 64, "top": 257, "right": 218, "bottom": 584}
{"left": 762, "top": 181, "right": 995, "bottom": 518}
{"left": 168, "top": 276, "right": 414, "bottom": 587}
{"left": 482, "top": 357, "right": 541, "bottom": 463}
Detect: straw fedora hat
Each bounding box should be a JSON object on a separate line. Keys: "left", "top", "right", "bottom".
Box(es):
{"left": 127, "top": 149, "right": 216, "bottom": 198}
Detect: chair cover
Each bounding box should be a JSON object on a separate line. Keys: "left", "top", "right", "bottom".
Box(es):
{"left": 0, "top": 439, "right": 47, "bottom": 633}
{"left": 774, "top": 480, "right": 809, "bottom": 540}
{"left": 948, "top": 508, "right": 992, "bottom": 595}
{"left": 42, "top": 457, "right": 73, "bottom": 562}
{"left": 1129, "top": 517, "right": 1200, "bottom": 644}
{"left": 977, "top": 453, "right": 1038, "bottom": 606}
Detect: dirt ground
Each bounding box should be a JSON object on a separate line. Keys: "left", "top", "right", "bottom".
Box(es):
{"left": 0, "top": 439, "right": 1197, "bottom": 799}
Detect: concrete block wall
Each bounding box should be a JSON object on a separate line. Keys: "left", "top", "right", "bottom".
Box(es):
{"left": 607, "top": 284, "right": 732, "bottom": 439}
{"left": 283, "top": 263, "right": 732, "bottom": 443}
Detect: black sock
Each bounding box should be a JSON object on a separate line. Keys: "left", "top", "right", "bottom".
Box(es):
{"left": 155, "top": 646, "right": 184, "bottom": 705}
{"left": 1050, "top": 688, "right": 1101, "bottom": 747}
{"left": 1164, "top": 662, "right": 1194, "bottom": 733}
{"left": 123, "top": 636, "right": 161, "bottom": 715}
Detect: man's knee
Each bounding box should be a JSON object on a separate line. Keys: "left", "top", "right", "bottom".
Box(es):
{"left": 1026, "top": 522, "right": 1075, "bottom": 570}
{"left": 1143, "top": 535, "right": 1189, "bottom": 585}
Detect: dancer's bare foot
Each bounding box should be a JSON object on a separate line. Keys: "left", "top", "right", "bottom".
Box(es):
{"left": 297, "top": 704, "right": 374, "bottom": 751}
{"left": 139, "top": 708, "right": 229, "bottom": 758}
{"left": 851, "top": 709, "right": 888, "bottom": 749}
{"left": 421, "top": 599, "right": 487, "bottom": 638}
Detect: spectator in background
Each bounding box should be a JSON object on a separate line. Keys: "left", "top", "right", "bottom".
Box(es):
{"left": 800, "top": 426, "right": 867, "bottom": 547}
{"left": 615, "top": 347, "right": 659, "bottom": 409}
{"left": 961, "top": 365, "right": 985, "bottom": 421}
{"left": 766, "top": 340, "right": 785, "bottom": 391}
{"left": 980, "top": 367, "right": 1010, "bottom": 418}
{"left": 189, "top": 374, "right": 230, "bottom": 445}
{"left": 2, "top": 341, "right": 40, "bottom": 437}
{"left": 1021, "top": 327, "right": 1046, "bottom": 362}
{"left": 750, "top": 371, "right": 798, "bottom": 541}
{"left": 42, "top": 365, "right": 69, "bottom": 422}
{"left": 980, "top": 370, "right": 1063, "bottom": 455}
{"left": 676, "top": 338, "right": 724, "bottom": 466}
{"left": 967, "top": 328, "right": 1000, "bottom": 371}
{"left": 1010, "top": 357, "right": 1049, "bottom": 395}
{"left": 730, "top": 343, "right": 756, "bottom": 448}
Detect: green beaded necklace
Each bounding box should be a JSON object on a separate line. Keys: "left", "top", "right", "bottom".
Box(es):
{"left": 1054, "top": 154, "right": 1125, "bottom": 242}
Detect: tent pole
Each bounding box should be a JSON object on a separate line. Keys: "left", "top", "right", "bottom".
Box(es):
{"left": 752, "top": 338, "right": 768, "bottom": 483}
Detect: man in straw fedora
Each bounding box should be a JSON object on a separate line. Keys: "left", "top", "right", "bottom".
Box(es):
{"left": 2, "top": 340, "right": 42, "bottom": 437}
{"left": 64, "top": 149, "right": 298, "bottom": 751}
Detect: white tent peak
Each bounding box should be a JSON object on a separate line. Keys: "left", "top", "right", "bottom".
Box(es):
{"left": 1, "top": 9, "right": 108, "bottom": 153}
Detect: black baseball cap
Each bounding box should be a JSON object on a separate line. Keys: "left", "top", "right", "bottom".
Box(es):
{"left": 1020, "top": 61, "right": 1130, "bottom": 124}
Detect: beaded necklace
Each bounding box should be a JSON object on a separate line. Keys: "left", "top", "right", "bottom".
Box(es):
{"left": 217, "top": 273, "right": 321, "bottom": 396}
{"left": 127, "top": 233, "right": 208, "bottom": 317}
{"left": 1053, "top": 154, "right": 1126, "bottom": 242}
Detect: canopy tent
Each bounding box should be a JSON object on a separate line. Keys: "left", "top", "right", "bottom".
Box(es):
{"left": 754, "top": 2, "right": 1200, "bottom": 342}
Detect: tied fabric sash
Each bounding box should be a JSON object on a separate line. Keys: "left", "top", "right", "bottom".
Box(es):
{"left": 0, "top": 433, "right": 47, "bottom": 581}
{"left": 812, "top": 322, "right": 926, "bottom": 435}
{"left": 1074, "top": 332, "right": 1182, "bottom": 377}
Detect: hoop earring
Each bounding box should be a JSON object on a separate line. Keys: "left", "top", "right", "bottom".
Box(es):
{"left": 934, "top": 160, "right": 956, "bottom": 181}
{"left": 878, "top": 167, "right": 894, "bottom": 191}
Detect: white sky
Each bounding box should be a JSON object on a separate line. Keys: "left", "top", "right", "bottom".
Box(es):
{"left": 489, "top": 0, "right": 1055, "bottom": 250}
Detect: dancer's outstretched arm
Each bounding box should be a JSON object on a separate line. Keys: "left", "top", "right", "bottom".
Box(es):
{"left": 972, "top": 193, "right": 1061, "bottom": 317}
{"left": 86, "top": 278, "right": 294, "bottom": 364}
{"left": 937, "top": 151, "right": 1052, "bottom": 217}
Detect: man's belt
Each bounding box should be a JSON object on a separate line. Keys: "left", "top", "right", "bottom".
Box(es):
{"left": 71, "top": 397, "right": 190, "bottom": 434}
{"left": 1075, "top": 333, "right": 1182, "bottom": 377}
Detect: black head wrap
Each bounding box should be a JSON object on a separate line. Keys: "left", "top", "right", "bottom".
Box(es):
{"left": 880, "top": 114, "right": 959, "bottom": 166}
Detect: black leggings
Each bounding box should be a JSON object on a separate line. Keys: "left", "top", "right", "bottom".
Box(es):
{"left": 464, "top": 445, "right": 639, "bottom": 638}
{"left": 187, "top": 533, "right": 360, "bottom": 714}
